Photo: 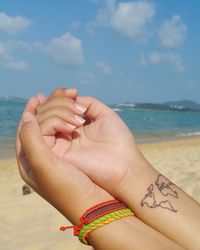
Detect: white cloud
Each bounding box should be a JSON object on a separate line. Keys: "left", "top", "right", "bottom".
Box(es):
{"left": 87, "top": 0, "right": 116, "bottom": 34}
{"left": 95, "top": 1, "right": 155, "bottom": 41}
{"left": 5, "top": 60, "right": 27, "bottom": 70}
{"left": 96, "top": 61, "right": 112, "bottom": 74}
{"left": 96, "top": 0, "right": 115, "bottom": 25}
{"left": 139, "top": 51, "right": 185, "bottom": 72}
{"left": 45, "top": 33, "right": 84, "bottom": 66}
{"left": 0, "top": 42, "right": 28, "bottom": 70}
{"left": 111, "top": 1, "right": 155, "bottom": 40}
{"left": 0, "top": 33, "right": 84, "bottom": 70}
{"left": 158, "top": 15, "right": 187, "bottom": 47}
{"left": 0, "top": 12, "right": 31, "bottom": 35}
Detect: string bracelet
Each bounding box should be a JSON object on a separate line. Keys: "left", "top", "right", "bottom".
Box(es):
{"left": 60, "top": 199, "right": 134, "bottom": 245}
{"left": 79, "top": 208, "right": 133, "bottom": 244}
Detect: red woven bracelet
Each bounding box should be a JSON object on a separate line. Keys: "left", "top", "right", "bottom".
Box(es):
{"left": 60, "top": 199, "right": 127, "bottom": 236}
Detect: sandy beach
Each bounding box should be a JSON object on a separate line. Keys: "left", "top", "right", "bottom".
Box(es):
{"left": 0, "top": 137, "right": 200, "bottom": 250}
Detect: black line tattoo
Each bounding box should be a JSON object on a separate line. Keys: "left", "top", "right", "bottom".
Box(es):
{"left": 155, "top": 174, "right": 178, "bottom": 198}
{"left": 141, "top": 175, "right": 178, "bottom": 212}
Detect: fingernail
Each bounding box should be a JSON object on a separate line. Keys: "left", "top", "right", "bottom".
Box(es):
{"left": 75, "top": 103, "right": 87, "bottom": 113}
{"left": 65, "top": 88, "right": 77, "bottom": 95}
{"left": 74, "top": 115, "right": 85, "bottom": 124}
{"left": 22, "top": 112, "right": 33, "bottom": 124}
{"left": 67, "top": 123, "right": 76, "bottom": 130}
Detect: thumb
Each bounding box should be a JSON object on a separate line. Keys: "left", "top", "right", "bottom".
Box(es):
{"left": 19, "top": 112, "right": 51, "bottom": 171}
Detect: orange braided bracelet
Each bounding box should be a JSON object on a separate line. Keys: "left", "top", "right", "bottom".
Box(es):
{"left": 60, "top": 200, "right": 134, "bottom": 245}
{"left": 79, "top": 208, "right": 134, "bottom": 245}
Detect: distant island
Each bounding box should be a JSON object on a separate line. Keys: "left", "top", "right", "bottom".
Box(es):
{"left": 163, "top": 100, "right": 200, "bottom": 110}
{"left": 114, "top": 100, "right": 200, "bottom": 112}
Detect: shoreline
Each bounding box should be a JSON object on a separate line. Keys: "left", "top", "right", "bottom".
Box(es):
{"left": 0, "top": 145, "right": 16, "bottom": 159}
{"left": 137, "top": 134, "right": 200, "bottom": 145}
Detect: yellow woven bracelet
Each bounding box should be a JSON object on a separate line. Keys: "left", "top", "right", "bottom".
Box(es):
{"left": 60, "top": 200, "right": 134, "bottom": 246}
{"left": 79, "top": 208, "right": 134, "bottom": 245}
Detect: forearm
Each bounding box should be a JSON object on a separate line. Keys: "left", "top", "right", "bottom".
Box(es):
{"left": 117, "top": 152, "right": 200, "bottom": 250}
{"left": 58, "top": 182, "right": 184, "bottom": 250}
{"left": 89, "top": 215, "right": 185, "bottom": 250}
{"left": 58, "top": 187, "right": 113, "bottom": 225}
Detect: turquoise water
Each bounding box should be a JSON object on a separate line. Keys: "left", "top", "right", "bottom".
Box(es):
{"left": 114, "top": 105, "right": 200, "bottom": 142}
{"left": 0, "top": 99, "right": 200, "bottom": 147}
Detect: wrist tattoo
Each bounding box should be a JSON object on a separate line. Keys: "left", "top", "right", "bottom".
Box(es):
{"left": 141, "top": 174, "right": 178, "bottom": 212}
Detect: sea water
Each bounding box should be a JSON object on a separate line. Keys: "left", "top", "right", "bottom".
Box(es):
{"left": 0, "top": 98, "right": 200, "bottom": 154}
{"left": 114, "top": 105, "right": 200, "bottom": 142}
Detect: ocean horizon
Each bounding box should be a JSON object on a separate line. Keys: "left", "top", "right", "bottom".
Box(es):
{"left": 0, "top": 97, "right": 200, "bottom": 157}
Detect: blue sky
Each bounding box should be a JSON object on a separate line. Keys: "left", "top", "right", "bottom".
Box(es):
{"left": 0, "top": 0, "right": 199, "bottom": 104}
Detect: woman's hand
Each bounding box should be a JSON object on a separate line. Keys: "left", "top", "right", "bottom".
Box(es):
{"left": 17, "top": 88, "right": 196, "bottom": 250}
{"left": 35, "top": 90, "right": 144, "bottom": 198}
{"left": 16, "top": 89, "right": 112, "bottom": 225}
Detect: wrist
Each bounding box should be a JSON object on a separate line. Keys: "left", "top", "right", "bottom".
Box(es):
{"left": 65, "top": 187, "right": 113, "bottom": 225}
{"left": 61, "top": 198, "right": 134, "bottom": 249}
{"left": 116, "top": 150, "right": 158, "bottom": 208}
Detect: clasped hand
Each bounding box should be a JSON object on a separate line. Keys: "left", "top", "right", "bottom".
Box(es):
{"left": 16, "top": 88, "right": 142, "bottom": 224}
{"left": 16, "top": 88, "right": 200, "bottom": 250}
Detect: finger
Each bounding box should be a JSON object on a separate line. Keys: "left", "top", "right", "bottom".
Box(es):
{"left": 19, "top": 112, "right": 52, "bottom": 171}
{"left": 36, "top": 93, "right": 47, "bottom": 113}
{"left": 17, "top": 96, "right": 40, "bottom": 133}
{"left": 49, "top": 88, "right": 78, "bottom": 100}
{"left": 64, "top": 88, "right": 78, "bottom": 99}
{"left": 37, "top": 107, "right": 86, "bottom": 127}
{"left": 16, "top": 96, "right": 40, "bottom": 162}
{"left": 36, "top": 92, "right": 47, "bottom": 104}
{"left": 76, "top": 96, "right": 113, "bottom": 121}
{"left": 16, "top": 97, "right": 41, "bottom": 189}
{"left": 16, "top": 97, "right": 40, "bottom": 153}
{"left": 40, "top": 116, "right": 76, "bottom": 136}
{"left": 23, "top": 96, "right": 40, "bottom": 115}
{"left": 37, "top": 96, "right": 87, "bottom": 116}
